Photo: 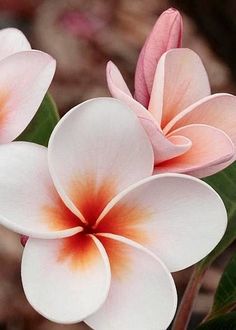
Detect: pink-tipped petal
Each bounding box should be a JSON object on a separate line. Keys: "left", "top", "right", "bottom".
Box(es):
{"left": 106, "top": 61, "right": 156, "bottom": 124}
{"left": 143, "top": 118, "right": 192, "bottom": 164}
{"left": 187, "top": 158, "right": 235, "bottom": 178}
{"left": 0, "top": 142, "right": 83, "bottom": 239}
{"left": 166, "top": 94, "right": 236, "bottom": 149}
{"left": 95, "top": 174, "right": 227, "bottom": 272}
{"left": 149, "top": 48, "right": 211, "bottom": 128}
{"left": 22, "top": 235, "right": 111, "bottom": 324}
{"left": 0, "top": 50, "right": 56, "bottom": 143}
{"left": 86, "top": 234, "right": 177, "bottom": 330}
{"left": 0, "top": 28, "right": 31, "bottom": 61}
{"left": 134, "top": 8, "right": 183, "bottom": 106}
{"left": 106, "top": 62, "right": 192, "bottom": 166}
{"left": 48, "top": 98, "right": 153, "bottom": 224}
{"left": 106, "top": 61, "right": 190, "bottom": 163}
{"left": 156, "top": 124, "right": 235, "bottom": 176}
{"left": 106, "top": 60, "right": 132, "bottom": 97}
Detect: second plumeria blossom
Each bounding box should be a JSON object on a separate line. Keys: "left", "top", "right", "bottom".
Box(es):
{"left": 0, "top": 98, "right": 227, "bottom": 329}
{"left": 107, "top": 9, "right": 236, "bottom": 178}
{"left": 0, "top": 28, "right": 56, "bottom": 143}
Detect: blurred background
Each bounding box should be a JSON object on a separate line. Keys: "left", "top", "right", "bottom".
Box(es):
{"left": 0, "top": 0, "right": 235, "bottom": 329}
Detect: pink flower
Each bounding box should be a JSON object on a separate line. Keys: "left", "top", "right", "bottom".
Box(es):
{"left": 0, "top": 98, "right": 226, "bottom": 329}
{"left": 107, "top": 9, "right": 236, "bottom": 178}
{"left": 0, "top": 28, "right": 56, "bottom": 143}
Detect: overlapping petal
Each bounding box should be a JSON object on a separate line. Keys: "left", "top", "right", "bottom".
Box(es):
{"left": 86, "top": 234, "right": 177, "bottom": 330}
{"left": 187, "top": 158, "right": 235, "bottom": 178}
{"left": 106, "top": 61, "right": 133, "bottom": 99}
{"left": 157, "top": 124, "right": 235, "bottom": 176}
{"left": 0, "top": 28, "right": 31, "bottom": 60}
{"left": 165, "top": 94, "right": 236, "bottom": 147}
{"left": 134, "top": 8, "right": 183, "bottom": 106}
{"left": 95, "top": 174, "right": 227, "bottom": 272}
{"left": 0, "top": 51, "right": 56, "bottom": 143}
{"left": 149, "top": 125, "right": 192, "bottom": 164}
{"left": 48, "top": 97, "right": 153, "bottom": 224}
{"left": 106, "top": 61, "right": 157, "bottom": 125}
{"left": 22, "top": 235, "right": 111, "bottom": 324}
{"left": 0, "top": 142, "right": 82, "bottom": 238}
{"left": 106, "top": 61, "right": 190, "bottom": 164}
{"left": 148, "top": 48, "right": 211, "bottom": 128}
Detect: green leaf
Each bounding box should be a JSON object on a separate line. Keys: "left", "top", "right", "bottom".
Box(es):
{"left": 206, "top": 251, "right": 236, "bottom": 321}
{"left": 197, "top": 162, "right": 236, "bottom": 270}
{"left": 197, "top": 312, "right": 236, "bottom": 330}
{"left": 16, "top": 93, "right": 60, "bottom": 146}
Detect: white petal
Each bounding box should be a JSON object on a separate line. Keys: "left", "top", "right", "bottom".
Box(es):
{"left": 156, "top": 124, "right": 235, "bottom": 177}
{"left": 95, "top": 174, "right": 227, "bottom": 272}
{"left": 22, "top": 234, "right": 111, "bottom": 324}
{"left": 0, "top": 28, "right": 31, "bottom": 60}
{"left": 0, "top": 142, "right": 82, "bottom": 238}
{"left": 48, "top": 97, "right": 153, "bottom": 224}
{"left": 86, "top": 234, "right": 177, "bottom": 330}
{"left": 0, "top": 51, "right": 56, "bottom": 143}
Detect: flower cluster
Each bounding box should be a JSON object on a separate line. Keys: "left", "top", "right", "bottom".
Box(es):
{"left": 0, "top": 8, "right": 233, "bottom": 330}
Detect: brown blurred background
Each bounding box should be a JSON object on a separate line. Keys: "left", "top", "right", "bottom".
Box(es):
{"left": 0, "top": 0, "right": 235, "bottom": 329}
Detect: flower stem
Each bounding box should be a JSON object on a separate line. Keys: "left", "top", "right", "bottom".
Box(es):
{"left": 172, "top": 266, "right": 207, "bottom": 330}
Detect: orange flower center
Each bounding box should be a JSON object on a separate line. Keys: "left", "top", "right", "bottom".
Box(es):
{"left": 42, "top": 174, "right": 151, "bottom": 273}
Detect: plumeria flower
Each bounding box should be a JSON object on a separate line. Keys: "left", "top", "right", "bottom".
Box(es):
{"left": 0, "top": 98, "right": 226, "bottom": 329}
{"left": 107, "top": 11, "right": 236, "bottom": 178}
{"left": 0, "top": 27, "right": 56, "bottom": 144}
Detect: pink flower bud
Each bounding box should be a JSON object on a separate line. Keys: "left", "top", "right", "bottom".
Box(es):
{"left": 134, "top": 8, "right": 183, "bottom": 107}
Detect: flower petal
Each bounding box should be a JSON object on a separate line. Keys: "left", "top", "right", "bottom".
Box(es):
{"left": 106, "top": 60, "right": 132, "bottom": 98}
{"left": 0, "top": 50, "right": 56, "bottom": 143}
{"left": 48, "top": 97, "right": 153, "bottom": 225}
{"left": 156, "top": 124, "right": 235, "bottom": 177}
{"left": 86, "top": 234, "right": 177, "bottom": 330}
{"left": 187, "top": 158, "right": 234, "bottom": 178}
{"left": 106, "top": 61, "right": 157, "bottom": 125}
{"left": 106, "top": 61, "right": 190, "bottom": 163}
{"left": 0, "top": 142, "right": 83, "bottom": 238}
{"left": 22, "top": 234, "right": 111, "bottom": 324}
{"left": 144, "top": 119, "right": 192, "bottom": 164}
{"left": 148, "top": 48, "right": 211, "bottom": 127}
{"left": 95, "top": 174, "right": 227, "bottom": 272}
{"left": 0, "top": 28, "right": 31, "bottom": 61}
{"left": 134, "top": 8, "right": 183, "bottom": 107}
{"left": 165, "top": 94, "right": 236, "bottom": 148}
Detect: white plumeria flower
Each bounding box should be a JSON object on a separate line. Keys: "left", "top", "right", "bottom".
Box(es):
{"left": 0, "top": 28, "right": 56, "bottom": 143}
{"left": 0, "top": 98, "right": 227, "bottom": 330}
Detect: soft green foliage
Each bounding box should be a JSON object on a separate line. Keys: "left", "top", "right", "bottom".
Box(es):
{"left": 206, "top": 251, "right": 236, "bottom": 321}
{"left": 16, "top": 93, "right": 60, "bottom": 146}
{"left": 197, "top": 163, "right": 236, "bottom": 270}
{"left": 197, "top": 312, "right": 236, "bottom": 329}
{"left": 194, "top": 164, "right": 236, "bottom": 327}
